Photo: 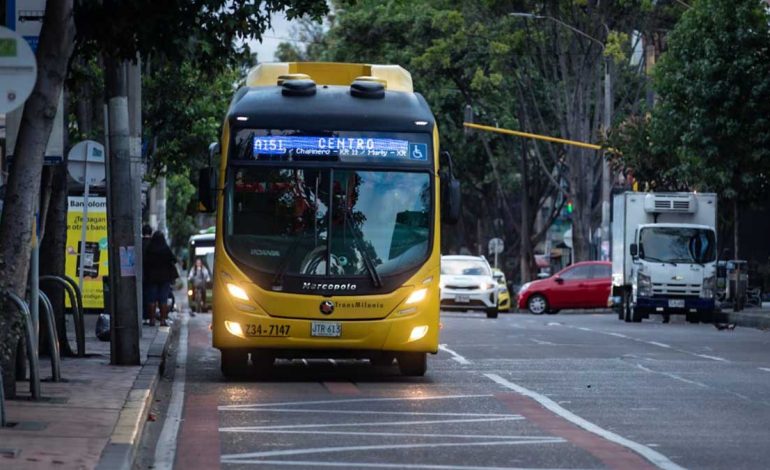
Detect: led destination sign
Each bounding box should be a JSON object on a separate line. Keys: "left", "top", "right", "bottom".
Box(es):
{"left": 252, "top": 136, "right": 428, "bottom": 161}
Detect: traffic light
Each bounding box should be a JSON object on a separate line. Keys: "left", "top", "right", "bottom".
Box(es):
{"left": 566, "top": 200, "right": 574, "bottom": 214}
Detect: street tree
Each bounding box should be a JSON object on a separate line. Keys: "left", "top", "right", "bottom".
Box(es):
{"left": 1, "top": 0, "right": 328, "bottom": 396}
{"left": 650, "top": 0, "right": 770, "bottom": 257}
{"left": 313, "top": 1, "right": 566, "bottom": 280}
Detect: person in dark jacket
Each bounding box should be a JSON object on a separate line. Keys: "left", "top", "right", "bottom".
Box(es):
{"left": 141, "top": 225, "right": 153, "bottom": 323}
{"left": 144, "top": 231, "right": 178, "bottom": 326}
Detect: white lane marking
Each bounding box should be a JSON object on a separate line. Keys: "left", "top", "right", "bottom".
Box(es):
{"left": 546, "top": 322, "right": 562, "bottom": 326}
{"left": 219, "top": 429, "right": 564, "bottom": 441}
{"left": 484, "top": 373, "right": 686, "bottom": 470}
{"left": 530, "top": 338, "right": 556, "bottom": 346}
{"left": 759, "top": 367, "right": 770, "bottom": 373}
{"left": 221, "top": 416, "right": 525, "bottom": 431}
{"left": 439, "top": 344, "right": 472, "bottom": 365}
{"left": 221, "top": 408, "right": 521, "bottom": 418}
{"left": 219, "top": 394, "right": 493, "bottom": 410}
{"left": 636, "top": 364, "right": 708, "bottom": 388}
{"left": 221, "top": 438, "right": 566, "bottom": 460}
{"left": 153, "top": 314, "right": 189, "bottom": 469}
{"left": 219, "top": 458, "right": 589, "bottom": 469}
{"left": 694, "top": 354, "right": 728, "bottom": 362}
{"left": 569, "top": 325, "right": 731, "bottom": 363}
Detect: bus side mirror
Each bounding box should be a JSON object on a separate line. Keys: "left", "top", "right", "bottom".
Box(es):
{"left": 198, "top": 167, "right": 217, "bottom": 213}
{"left": 630, "top": 243, "right": 638, "bottom": 257}
{"left": 440, "top": 151, "right": 461, "bottom": 225}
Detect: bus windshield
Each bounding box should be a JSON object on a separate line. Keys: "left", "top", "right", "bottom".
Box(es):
{"left": 639, "top": 227, "right": 716, "bottom": 264}
{"left": 225, "top": 166, "right": 432, "bottom": 279}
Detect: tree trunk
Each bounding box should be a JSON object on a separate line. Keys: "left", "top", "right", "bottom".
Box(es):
{"left": 733, "top": 198, "right": 739, "bottom": 260}
{"left": 0, "top": 0, "right": 75, "bottom": 398}
{"left": 519, "top": 139, "right": 533, "bottom": 283}
{"left": 40, "top": 162, "right": 73, "bottom": 357}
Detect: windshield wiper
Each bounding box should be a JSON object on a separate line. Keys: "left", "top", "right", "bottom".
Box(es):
{"left": 343, "top": 209, "right": 382, "bottom": 288}
{"left": 272, "top": 235, "right": 307, "bottom": 290}
{"left": 642, "top": 256, "right": 677, "bottom": 266}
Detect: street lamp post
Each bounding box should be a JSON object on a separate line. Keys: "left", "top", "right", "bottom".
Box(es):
{"left": 510, "top": 12, "right": 612, "bottom": 260}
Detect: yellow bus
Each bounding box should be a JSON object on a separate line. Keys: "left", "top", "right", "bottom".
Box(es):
{"left": 198, "top": 62, "right": 460, "bottom": 377}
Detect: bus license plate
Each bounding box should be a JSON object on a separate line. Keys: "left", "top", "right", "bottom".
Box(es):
{"left": 244, "top": 324, "right": 291, "bottom": 337}
{"left": 668, "top": 299, "right": 685, "bottom": 308}
{"left": 311, "top": 321, "right": 342, "bottom": 337}
{"left": 455, "top": 294, "right": 470, "bottom": 303}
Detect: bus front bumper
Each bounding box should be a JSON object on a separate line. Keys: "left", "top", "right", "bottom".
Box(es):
{"left": 212, "top": 308, "right": 439, "bottom": 355}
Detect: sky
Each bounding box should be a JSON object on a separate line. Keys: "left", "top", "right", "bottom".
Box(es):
{"left": 247, "top": 12, "right": 305, "bottom": 63}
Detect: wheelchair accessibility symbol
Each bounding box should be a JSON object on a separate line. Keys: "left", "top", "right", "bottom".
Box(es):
{"left": 409, "top": 143, "right": 427, "bottom": 160}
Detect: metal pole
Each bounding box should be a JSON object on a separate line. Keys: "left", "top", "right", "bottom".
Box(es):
{"left": 0, "top": 364, "right": 5, "bottom": 426}
{"left": 60, "top": 275, "right": 85, "bottom": 356}
{"left": 5, "top": 292, "right": 41, "bottom": 399}
{"left": 38, "top": 291, "right": 61, "bottom": 382}
{"left": 106, "top": 59, "right": 141, "bottom": 365}
{"left": 78, "top": 170, "right": 90, "bottom": 296}
{"left": 30, "top": 214, "right": 40, "bottom": 340}
{"left": 600, "top": 58, "right": 612, "bottom": 261}
{"left": 40, "top": 275, "right": 83, "bottom": 356}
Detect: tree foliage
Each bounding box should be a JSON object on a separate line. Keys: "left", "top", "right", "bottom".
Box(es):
{"left": 611, "top": 0, "right": 770, "bottom": 254}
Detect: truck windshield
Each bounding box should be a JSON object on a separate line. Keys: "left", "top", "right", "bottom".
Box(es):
{"left": 639, "top": 227, "right": 716, "bottom": 264}
{"left": 225, "top": 166, "right": 432, "bottom": 278}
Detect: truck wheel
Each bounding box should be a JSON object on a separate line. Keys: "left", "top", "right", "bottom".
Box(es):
{"left": 221, "top": 349, "right": 250, "bottom": 379}
{"left": 631, "top": 305, "right": 643, "bottom": 323}
{"left": 398, "top": 352, "right": 427, "bottom": 377}
{"left": 527, "top": 295, "right": 548, "bottom": 315}
{"left": 619, "top": 292, "right": 628, "bottom": 321}
{"left": 485, "top": 307, "right": 499, "bottom": 319}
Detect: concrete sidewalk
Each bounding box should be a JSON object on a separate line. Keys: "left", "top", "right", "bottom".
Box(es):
{"left": 0, "top": 314, "right": 173, "bottom": 470}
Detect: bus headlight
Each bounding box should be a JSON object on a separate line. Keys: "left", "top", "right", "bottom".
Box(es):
{"left": 408, "top": 325, "right": 429, "bottom": 342}
{"left": 224, "top": 320, "right": 245, "bottom": 338}
{"left": 405, "top": 288, "right": 428, "bottom": 305}
{"left": 227, "top": 283, "right": 250, "bottom": 302}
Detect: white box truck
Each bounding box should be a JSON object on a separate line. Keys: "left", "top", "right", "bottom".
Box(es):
{"left": 611, "top": 192, "right": 718, "bottom": 323}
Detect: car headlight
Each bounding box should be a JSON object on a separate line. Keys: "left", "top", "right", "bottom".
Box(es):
{"left": 479, "top": 282, "right": 494, "bottom": 290}
{"left": 702, "top": 275, "right": 715, "bottom": 299}
{"left": 637, "top": 272, "right": 652, "bottom": 297}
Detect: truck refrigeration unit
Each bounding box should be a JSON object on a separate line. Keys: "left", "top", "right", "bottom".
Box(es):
{"left": 611, "top": 192, "right": 718, "bottom": 323}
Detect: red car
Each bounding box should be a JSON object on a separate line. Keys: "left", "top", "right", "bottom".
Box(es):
{"left": 517, "top": 261, "right": 611, "bottom": 315}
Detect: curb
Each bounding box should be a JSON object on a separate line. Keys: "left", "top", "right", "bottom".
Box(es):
{"left": 96, "top": 325, "right": 173, "bottom": 470}
{"left": 716, "top": 310, "right": 770, "bottom": 330}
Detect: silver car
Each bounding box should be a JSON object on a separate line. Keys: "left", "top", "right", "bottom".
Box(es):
{"left": 440, "top": 255, "right": 499, "bottom": 318}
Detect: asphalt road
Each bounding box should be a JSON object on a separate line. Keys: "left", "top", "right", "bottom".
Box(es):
{"left": 140, "top": 310, "right": 770, "bottom": 470}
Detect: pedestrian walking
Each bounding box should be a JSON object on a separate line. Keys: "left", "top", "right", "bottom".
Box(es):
{"left": 144, "top": 231, "right": 178, "bottom": 326}
{"left": 141, "top": 224, "right": 153, "bottom": 324}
